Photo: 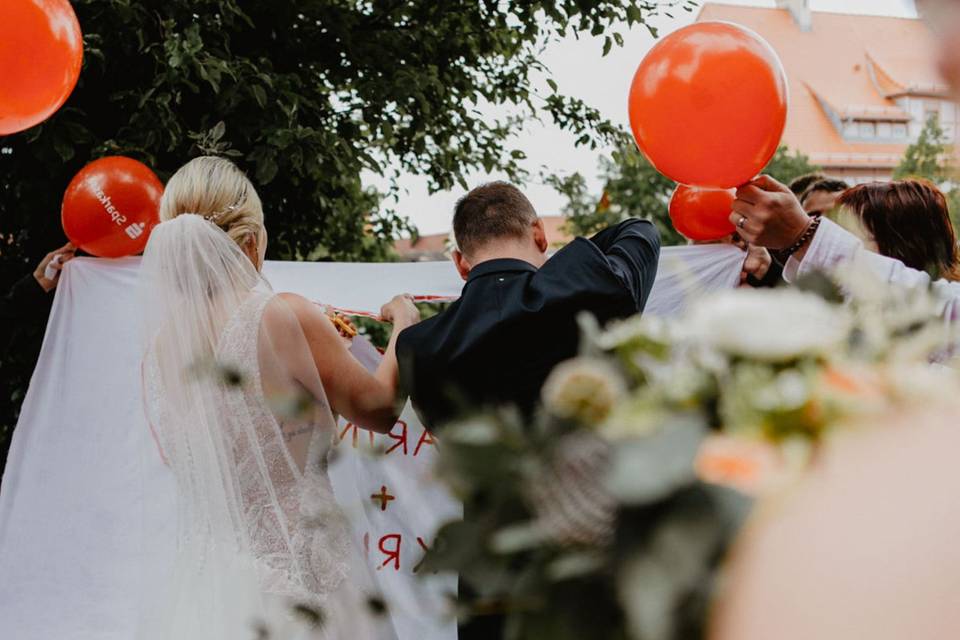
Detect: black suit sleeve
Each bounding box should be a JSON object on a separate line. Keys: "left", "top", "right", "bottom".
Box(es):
{"left": 588, "top": 218, "right": 661, "bottom": 310}
{"left": 0, "top": 273, "right": 52, "bottom": 322}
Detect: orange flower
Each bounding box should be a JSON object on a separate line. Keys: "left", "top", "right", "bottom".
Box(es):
{"left": 695, "top": 434, "right": 780, "bottom": 496}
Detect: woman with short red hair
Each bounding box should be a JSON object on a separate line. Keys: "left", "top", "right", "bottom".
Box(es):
{"left": 836, "top": 179, "right": 960, "bottom": 281}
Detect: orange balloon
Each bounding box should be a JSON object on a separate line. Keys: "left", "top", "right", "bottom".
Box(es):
{"left": 62, "top": 157, "right": 164, "bottom": 258}
{"left": 0, "top": 0, "right": 83, "bottom": 135}
{"left": 629, "top": 21, "right": 788, "bottom": 189}
{"left": 669, "top": 185, "right": 736, "bottom": 241}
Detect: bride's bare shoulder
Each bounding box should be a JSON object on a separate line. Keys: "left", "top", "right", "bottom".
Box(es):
{"left": 272, "top": 292, "right": 336, "bottom": 339}
{"left": 275, "top": 291, "right": 311, "bottom": 309}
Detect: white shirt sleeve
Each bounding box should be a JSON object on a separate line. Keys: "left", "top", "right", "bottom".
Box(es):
{"left": 783, "top": 217, "right": 960, "bottom": 321}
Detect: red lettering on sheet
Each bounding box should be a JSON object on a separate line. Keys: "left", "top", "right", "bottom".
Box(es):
{"left": 414, "top": 429, "right": 437, "bottom": 457}
{"left": 413, "top": 536, "right": 432, "bottom": 574}
{"left": 370, "top": 485, "right": 396, "bottom": 511}
{"left": 384, "top": 420, "right": 408, "bottom": 455}
{"left": 337, "top": 422, "right": 375, "bottom": 448}
{"left": 378, "top": 533, "right": 401, "bottom": 571}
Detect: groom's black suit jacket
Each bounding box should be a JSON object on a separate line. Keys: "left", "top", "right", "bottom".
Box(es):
{"left": 397, "top": 218, "right": 660, "bottom": 431}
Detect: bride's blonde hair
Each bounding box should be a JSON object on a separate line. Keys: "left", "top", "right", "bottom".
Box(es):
{"left": 160, "top": 156, "right": 265, "bottom": 250}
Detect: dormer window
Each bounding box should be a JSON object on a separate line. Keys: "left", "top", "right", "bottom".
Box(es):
{"left": 841, "top": 118, "right": 909, "bottom": 141}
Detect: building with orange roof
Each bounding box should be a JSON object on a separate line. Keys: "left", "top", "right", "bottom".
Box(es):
{"left": 697, "top": 1, "right": 955, "bottom": 183}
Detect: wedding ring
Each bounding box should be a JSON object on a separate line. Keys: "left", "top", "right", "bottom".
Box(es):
{"left": 737, "top": 215, "right": 747, "bottom": 229}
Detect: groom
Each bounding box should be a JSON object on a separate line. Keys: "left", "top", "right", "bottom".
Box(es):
{"left": 397, "top": 181, "right": 660, "bottom": 430}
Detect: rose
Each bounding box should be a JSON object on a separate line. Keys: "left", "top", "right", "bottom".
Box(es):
{"left": 684, "top": 289, "right": 850, "bottom": 362}
{"left": 542, "top": 357, "right": 627, "bottom": 425}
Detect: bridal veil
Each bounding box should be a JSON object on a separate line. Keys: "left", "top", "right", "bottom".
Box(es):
{"left": 137, "top": 214, "right": 375, "bottom": 639}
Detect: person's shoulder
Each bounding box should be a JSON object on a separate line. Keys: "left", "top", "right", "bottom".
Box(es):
{"left": 269, "top": 292, "right": 332, "bottom": 338}
{"left": 272, "top": 291, "right": 315, "bottom": 320}
{"left": 397, "top": 301, "right": 460, "bottom": 352}
{"left": 539, "top": 237, "right": 605, "bottom": 273}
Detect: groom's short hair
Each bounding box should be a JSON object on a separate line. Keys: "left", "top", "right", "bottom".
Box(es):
{"left": 453, "top": 182, "right": 538, "bottom": 256}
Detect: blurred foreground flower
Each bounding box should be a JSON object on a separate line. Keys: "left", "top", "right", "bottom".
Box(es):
{"left": 542, "top": 357, "right": 626, "bottom": 424}
{"left": 684, "top": 288, "right": 850, "bottom": 362}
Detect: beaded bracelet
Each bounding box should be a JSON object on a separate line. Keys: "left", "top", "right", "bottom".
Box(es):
{"left": 780, "top": 215, "right": 822, "bottom": 259}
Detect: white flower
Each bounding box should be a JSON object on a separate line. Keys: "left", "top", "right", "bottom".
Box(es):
{"left": 884, "top": 362, "right": 960, "bottom": 406}
{"left": 542, "top": 357, "right": 627, "bottom": 425}
{"left": 684, "top": 289, "right": 850, "bottom": 362}
{"left": 594, "top": 314, "right": 674, "bottom": 352}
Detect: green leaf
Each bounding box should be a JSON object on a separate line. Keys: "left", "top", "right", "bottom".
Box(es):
{"left": 251, "top": 85, "right": 267, "bottom": 108}
{"left": 210, "top": 120, "right": 226, "bottom": 142}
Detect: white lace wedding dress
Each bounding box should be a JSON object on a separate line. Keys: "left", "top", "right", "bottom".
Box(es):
{"left": 138, "top": 215, "right": 382, "bottom": 640}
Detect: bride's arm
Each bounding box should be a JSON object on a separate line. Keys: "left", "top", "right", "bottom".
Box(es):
{"left": 278, "top": 292, "right": 420, "bottom": 433}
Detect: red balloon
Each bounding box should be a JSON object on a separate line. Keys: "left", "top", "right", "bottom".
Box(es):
{"left": 629, "top": 21, "right": 788, "bottom": 189}
{"left": 669, "top": 185, "right": 736, "bottom": 241}
{"left": 0, "top": 0, "right": 83, "bottom": 135}
{"left": 62, "top": 157, "right": 164, "bottom": 258}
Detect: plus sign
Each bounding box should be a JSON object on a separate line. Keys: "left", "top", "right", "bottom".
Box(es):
{"left": 371, "top": 485, "right": 395, "bottom": 511}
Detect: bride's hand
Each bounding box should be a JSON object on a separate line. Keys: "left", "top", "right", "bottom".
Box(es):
{"left": 379, "top": 294, "right": 419, "bottom": 327}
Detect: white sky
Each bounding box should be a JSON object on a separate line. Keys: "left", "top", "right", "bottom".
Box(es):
{"left": 371, "top": 0, "right": 919, "bottom": 236}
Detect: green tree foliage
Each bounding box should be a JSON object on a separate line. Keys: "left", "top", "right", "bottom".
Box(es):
{"left": 894, "top": 115, "right": 960, "bottom": 227}
{"left": 554, "top": 144, "right": 818, "bottom": 245}
{"left": 763, "top": 145, "right": 819, "bottom": 186}
{"left": 895, "top": 115, "right": 953, "bottom": 183}
{"left": 0, "top": 0, "right": 695, "bottom": 474}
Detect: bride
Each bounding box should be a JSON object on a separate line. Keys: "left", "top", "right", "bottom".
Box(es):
{"left": 138, "top": 156, "right": 420, "bottom": 639}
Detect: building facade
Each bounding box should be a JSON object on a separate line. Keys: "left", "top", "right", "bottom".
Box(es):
{"left": 698, "top": 1, "right": 954, "bottom": 183}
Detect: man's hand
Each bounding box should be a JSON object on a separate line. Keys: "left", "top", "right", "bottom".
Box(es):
{"left": 379, "top": 294, "right": 419, "bottom": 327}
{"left": 33, "top": 242, "right": 76, "bottom": 293}
{"left": 729, "top": 175, "right": 811, "bottom": 250}
{"left": 740, "top": 244, "right": 772, "bottom": 285}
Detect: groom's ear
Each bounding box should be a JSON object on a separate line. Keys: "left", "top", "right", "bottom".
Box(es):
{"left": 452, "top": 249, "right": 471, "bottom": 281}
{"left": 532, "top": 218, "right": 548, "bottom": 254}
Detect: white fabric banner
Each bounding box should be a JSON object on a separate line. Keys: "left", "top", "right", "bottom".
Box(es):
{"left": 0, "top": 244, "right": 744, "bottom": 640}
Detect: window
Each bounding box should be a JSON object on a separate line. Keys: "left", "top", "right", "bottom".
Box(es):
{"left": 844, "top": 121, "right": 859, "bottom": 137}
{"left": 859, "top": 122, "right": 876, "bottom": 138}
{"left": 892, "top": 123, "right": 908, "bottom": 138}
{"left": 877, "top": 122, "right": 892, "bottom": 138}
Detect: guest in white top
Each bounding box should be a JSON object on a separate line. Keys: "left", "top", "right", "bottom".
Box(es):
{"left": 728, "top": 174, "right": 960, "bottom": 322}
{"left": 726, "top": 0, "right": 960, "bottom": 320}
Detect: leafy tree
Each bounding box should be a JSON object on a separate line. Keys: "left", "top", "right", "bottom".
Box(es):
{"left": 895, "top": 115, "right": 953, "bottom": 183}
{"left": 763, "top": 145, "right": 819, "bottom": 186}
{"left": 554, "top": 144, "right": 818, "bottom": 245}
{"left": 894, "top": 115, "right": 960, "bottom": 227}
{"left": 0, "top": 0, "right": 695, "bottom": 474}
{"left": 548, "top": 144, "right": 680, "bottom": 243}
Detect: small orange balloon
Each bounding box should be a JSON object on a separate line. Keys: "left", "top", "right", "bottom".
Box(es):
{"left": 0, "top": 0, "right": 83, "bottom": 135}
{"left": 629, "top": 21, "right": 788, "bottom": 189}
{"left": 61, "top": 157, "right": 164, "bottom": 258}
{"left": 669, "top": 185, "right": 736, "bottom": 241}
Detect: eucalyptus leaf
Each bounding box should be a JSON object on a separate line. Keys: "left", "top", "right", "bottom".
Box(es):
{"left": 605, "top": 418, "right": 705, "bottom": 506}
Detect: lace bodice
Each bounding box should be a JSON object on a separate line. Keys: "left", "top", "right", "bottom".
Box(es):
{"left": 147, "top": 291, "right": 351, "bottom": 606}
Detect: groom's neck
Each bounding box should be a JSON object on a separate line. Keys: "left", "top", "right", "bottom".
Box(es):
{"left": 467, "top": 241, "right": 547, "bottom": 272}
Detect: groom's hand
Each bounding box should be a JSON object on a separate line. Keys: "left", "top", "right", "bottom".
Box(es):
{"left": 730, "top": 175, "right": 810, "bottom": 250}
{"left": 380, "top": 294, "right": 419, "bottom": 327}
{"left": 740, "top": 244, "right": 772, "bottom": 285}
